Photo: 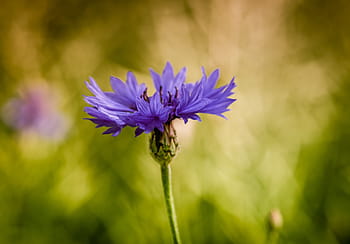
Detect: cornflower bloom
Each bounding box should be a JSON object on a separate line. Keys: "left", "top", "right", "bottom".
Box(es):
{"left": 84, "top": 62, "right": 236, "bottom": 244}
{"left": 2, "top": 85, "right": 69, "bottom": 141}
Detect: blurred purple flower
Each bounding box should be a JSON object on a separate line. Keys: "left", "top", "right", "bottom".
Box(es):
{"left": 2, "top": 85, "right": 69, "bottom": 141}
{"left": 84, "top": 62, "right": 236, "bottom": 136}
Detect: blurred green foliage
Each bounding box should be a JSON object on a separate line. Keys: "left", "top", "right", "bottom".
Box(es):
{"left": 0, "top": 0, "right": 350, "bottom": 243}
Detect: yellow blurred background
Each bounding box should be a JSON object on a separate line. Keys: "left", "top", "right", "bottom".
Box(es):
{"left": 0, "top": 0, "right": 349, "bottom": 243}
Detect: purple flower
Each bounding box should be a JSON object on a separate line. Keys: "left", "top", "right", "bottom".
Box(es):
{"left": 84, "top": 62, "right": 236, "bottom": 136}
{"left": 2, "top": 85, "right": 69, "bottom": 141}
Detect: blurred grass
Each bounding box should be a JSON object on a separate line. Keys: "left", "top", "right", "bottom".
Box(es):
{"left": 0, "top": 0, "right": 350, "bottom": 243}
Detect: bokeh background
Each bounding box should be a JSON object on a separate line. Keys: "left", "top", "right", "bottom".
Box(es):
{"left": 1, "top": 0, "right": 350, "bottom": 243}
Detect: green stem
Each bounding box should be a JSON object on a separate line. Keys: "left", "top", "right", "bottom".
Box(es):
{"left": 266, "top": 230, "right": 279, "bottom": 244}
{"left": 161, "top": 164, "right": 182, "bottom": 244}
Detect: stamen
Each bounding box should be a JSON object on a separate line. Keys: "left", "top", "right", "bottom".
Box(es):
{"left": 142, "top": 88, "right": 150, "bottom": 102}
{"left": 159, "top": 86, "right": 163, "bottom": 103}
{"left": 168, "top": 91, "right": 172, "bottom": 103}
{"left": 175, "top": 87, "right": 179, "bottom": 99}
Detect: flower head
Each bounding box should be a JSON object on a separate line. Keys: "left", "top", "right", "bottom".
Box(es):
{"left": 2, "top": 85, "right": 69, "bottom": 141}
{"left": 84, "top": 62, "right": 236, "bottom": 137}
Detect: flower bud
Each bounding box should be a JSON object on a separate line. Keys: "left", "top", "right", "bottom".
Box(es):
{"left": 149, "top": 121, "right": 178, "bottom": 166}
{"left": 268, "top": 208, "right": 283, "bottom": 231}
